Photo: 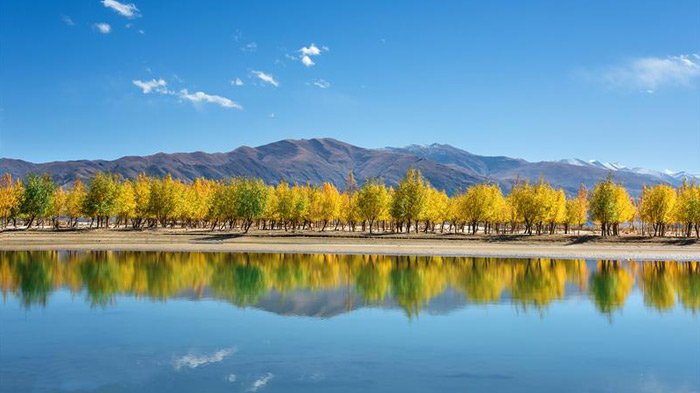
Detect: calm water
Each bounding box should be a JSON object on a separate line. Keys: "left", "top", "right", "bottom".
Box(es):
{"left": 1, "top": 251, "right": 699, "bottom": 393}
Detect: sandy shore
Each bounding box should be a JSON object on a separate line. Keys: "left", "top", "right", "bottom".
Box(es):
{"left": 2, "top": 229, "right": 699, "bottom": 260}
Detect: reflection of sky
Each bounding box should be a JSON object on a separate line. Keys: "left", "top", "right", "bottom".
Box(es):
{"left": 2, "top": 288, "right": 699, "bottom": 393}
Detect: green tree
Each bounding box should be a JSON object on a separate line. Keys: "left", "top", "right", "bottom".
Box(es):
{"left": 234, "top": 178, "right": 268, "bottom": 232}
{"left": 20, "top": 173, "right": 55, "bottom": 228}
{"left": 82, "top": 172, "right": 119, "bottom": 228}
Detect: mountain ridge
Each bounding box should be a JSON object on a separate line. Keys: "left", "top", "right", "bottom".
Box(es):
{"left": 1, "top": 137, "right": 696, "bottom": 196}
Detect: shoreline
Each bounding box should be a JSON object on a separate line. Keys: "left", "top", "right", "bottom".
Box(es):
{"left": 1, "top": 230, "right": 699, "bottom": 261}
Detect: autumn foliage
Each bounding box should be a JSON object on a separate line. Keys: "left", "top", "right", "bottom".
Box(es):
{"left": 1, "top": 170, "right": 699, "bottom": 237}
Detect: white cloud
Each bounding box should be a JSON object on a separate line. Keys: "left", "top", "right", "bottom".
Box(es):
{"left": 93, "top": 23, "right": 111, "bottom": 34}
{"left": 301, "top": 55, "right": 315, "bottom": 67}
{"left": 61, "top": 15, "right": 75, "bottom": 26}
{"left": 133, "top": 78, "right": 168, "bottom": 94}
{"left": 231, "top": 78, "right": 244, "bottom": 86}
{"left": 248, "top": 373, "right": 273, "bottom": 392}
{"left": 132, "top": 78, "right": 242, "bottom": 109}
{"left": 173, "top": 348, "right": 236, "bottom": 370}
{"left": 179, "top": 89, "right": 242, "bottom": 109}
{"left": 241, "top": 42, "right": 257, "bottom": 52}
{"left": 313, "top": 79, "right": 330, "bottom": 89}
{"left": 300, "top": 43, "right": 322, "bottom": 56}
{"left": 599, "top": 54, "right": 700, "bottom": 91}
{"left": 251, "top": 70, "right": 279, "bottom": 87}
{"left": 227, "top": 373, "right": 237, "bottom": 382}
{"left": 297, "top": 43, "right": 327, "bottom": 67}
{"left": 102, "top": 0, "right": 140, "bottom": 19}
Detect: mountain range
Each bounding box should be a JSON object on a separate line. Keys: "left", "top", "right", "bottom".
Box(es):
{"left": 1, "top": 137, "right": 696, "bottom": 196}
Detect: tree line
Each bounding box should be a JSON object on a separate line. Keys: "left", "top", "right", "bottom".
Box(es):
{"left": 0, "top": 169, "right": 699, "bottom": 237}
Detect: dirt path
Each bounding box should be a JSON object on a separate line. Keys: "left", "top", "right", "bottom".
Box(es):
{"left": 1, "top": 230, "right": 698, "bottom": 260}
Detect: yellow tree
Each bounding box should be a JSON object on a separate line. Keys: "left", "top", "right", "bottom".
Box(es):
{"left": 171, "top": 180, "right": 189, "bottom": 227}
{"left": 290, "top": 184, "right": 310, "bottom": 229}
{"left": 274, "top": 181, "right": 294, "bottom": 231}
{"left": 208, "top": 180, "right": 237, "bottom": 230}
{"left": 131, "top": 174, "right": 151, "bottom": 228}
{"left": 114, "top": 181, "right": 136, "bottom": 228}
{"left": 675, "top": 181, "right": 700, "bottom": 238}
{"left": 564, "top": 184, "right": 588, "bottom": 234}
{"left": 446, "top": 194, "right": 465, "bottom": 233}
{"left": 421, "top": 187, "right": 449, "bottom": 233}
{"left": 0, "top": 174, "right": 23, "bottom": 228}
{"left": 49, "top": 186, "right": 68, "bottom": 229}
{"left": 340, "top": 190, "right": 360, "bottom": 231}
{"left": 357, "top": 179, "right": 389, "bottom": 233}
{"left": 65, "top": 179, "right": 86, "bottom": 227}
{"left": 390, "top": 168, "right": 427, "bottom": 233}
{"left": 544, "top": 188, "right": 567, "bottom": 234}
{"left": 318, "top": 182, "right": 341, "bottom": 231}
{"left": 460, "top": 183, "right": 506, "bottom": 235}
{"left": 148, "top": 174, "right": 179, "bottom": 227}
{"left": 262, "top": 184, "right": 279, "bottom": 229}
{"left": 589, "top": 177, "right": 635, "bottom": 236}
{"left": 189, "top": 178, "right": 213, "bottom": 227}
{"left": 304, "top": 185, "right": 323, "bottom": 230}
{"left": 509, "top": 180, "right": 551, "bottom": 235}
{"left": 380, "top": 186, "right": 395, "bottom": 232}
{"left": 460, "top": 184, "right": 487, "bottom": 234}
{"left": 639, "top": 184, "right": 677, "bottom": 237}
{"left": 613, "top": 185, "right": 636, "bottom": 235}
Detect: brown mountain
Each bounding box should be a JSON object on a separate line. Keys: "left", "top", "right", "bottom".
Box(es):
{"left": 1, "top": 138, "right": 694, "bottom": 195}
{"left": 0, "top": 138, "right": 485, "bottom": 194}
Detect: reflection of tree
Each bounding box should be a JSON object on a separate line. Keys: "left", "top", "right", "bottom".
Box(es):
{"left": 589, "top": 260, "right": 633, "bottom": 314}
{"left": 211, "top": 260, "right": 267, "bottom": 307}
{"left": 639, "top": 262, "right": 678, "bottom": 311}
{"left": 390, "top": 265, "right": 424, "bottom": 317}
{"left": 80, "top": 253, "right": 120, "bottom": 307}
{"left": 355, "top": 262, "right": 390, "bottom": 303}
{"left": 636, "top": 261, "right": 700, "bottom": 312}
{"left": 1, "top": 251, "right": 697, "bottom": 318}
{"left": 13, "top": 252, "right": 53, "bottom": 308}
{"left": 510, "top": 259, "right": 567, "bottom": 309}
{"left": 675, "top": 262, "right": 700, "bottom": 312}
{"left": 453, "top": 259, "right": 507, "bottom": 303}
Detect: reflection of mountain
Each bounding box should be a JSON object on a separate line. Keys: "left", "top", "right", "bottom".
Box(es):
{"left": 255, "top": 288, "right": 361, "bottom": 318}
{"left": 181, "top": 287, "right": 475, "bottom": 318}
{"left": 1, "top": 251, "right": 698, "bottom": 317}
{"left": 252, "top": 288, "right": 475, "bottom": 318}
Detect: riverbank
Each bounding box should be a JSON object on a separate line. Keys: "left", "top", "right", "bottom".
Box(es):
{"left": 1, "top": 229, "right": 698, "bottom": 260}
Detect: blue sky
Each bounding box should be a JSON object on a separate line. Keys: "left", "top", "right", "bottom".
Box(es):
{"left": 1, "top": 1, "right": 699, "bottom": 172}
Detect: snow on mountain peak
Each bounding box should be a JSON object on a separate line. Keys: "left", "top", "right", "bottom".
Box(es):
{"left": 557, "top": 158, "right": 699, "bottom": 181}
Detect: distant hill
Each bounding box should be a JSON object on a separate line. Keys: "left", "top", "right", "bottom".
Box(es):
{"left": 387, "top": 143, "right": 698, "bottom": 196}
{"left": 1, "top": 137, "right": 696, "bottom": 196}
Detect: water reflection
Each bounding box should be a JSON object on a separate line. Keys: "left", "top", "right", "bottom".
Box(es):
{"left": 1, "top": 251, "right": 698, "bottom": 316}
